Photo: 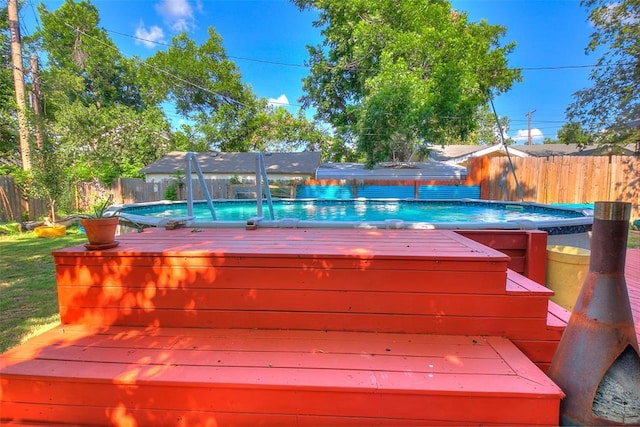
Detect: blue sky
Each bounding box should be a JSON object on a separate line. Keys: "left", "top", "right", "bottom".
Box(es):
{"left": 21, "top": 0, "right": 598, "bottom": 144}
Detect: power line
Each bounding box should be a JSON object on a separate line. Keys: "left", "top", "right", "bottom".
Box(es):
{"left": 64, "top": 22, "right": 250, "bottom": 109}
{"left": 102, "top": 26, "right": 631, "bottom": 73}
{"left": 27, "top": 0, "right": 42, "bottom": 31}
{"left": 105, "top": 28, "right": 308, "bottom": 69}
{"left": 28, "top": 21, "right": 602, "bottom": 127}
{"left": 61, "top": 23, "right": 304, "bottom": 108}
{"left": 510, "top": 119, "right": 566, "bottom": 123}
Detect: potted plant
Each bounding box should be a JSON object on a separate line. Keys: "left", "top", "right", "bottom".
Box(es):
{"left": 80, "top": 196, "right": 120, "bottom": 249}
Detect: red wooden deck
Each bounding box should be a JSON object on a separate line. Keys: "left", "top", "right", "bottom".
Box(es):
{"left": 627, "top": 248, "right": 640, "bottom": 343}
{"left": 5, "top": 227, "right": 628, "bottom": 426}
{"left": 1, "top": 326, "right": 562, "bottom": 426}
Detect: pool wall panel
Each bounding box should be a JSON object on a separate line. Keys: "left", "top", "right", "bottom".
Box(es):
{"left": 357, "top": 185, "right": 415, "bottom": 199}
{"left": 296, "top": 185, "right": 356, "bottom": 199}
{"left": 417, "top": 185, "right": 480, "bottom": 199}
{"left": 294, "top": 184, "right": 481, "bottom": 200}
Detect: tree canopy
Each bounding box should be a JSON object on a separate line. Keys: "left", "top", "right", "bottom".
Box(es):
{"left": 0, "top": 0, "right": 331, "bottom": 217}
{"left": 294, "top": 0, "right": 521, "bottom": 166}
{"left": 31, "top": 0, "right": 170, "bottom": 185}
{"left": 557, "top": 121, "right": 592, "bottom": 146}
{"left": 566, "top": 0, "right": 639, "bottom": 147}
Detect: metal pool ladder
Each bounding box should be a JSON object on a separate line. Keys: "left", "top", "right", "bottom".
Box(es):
{"left": 185, "top": 152, "right": 217, "bottom": 220}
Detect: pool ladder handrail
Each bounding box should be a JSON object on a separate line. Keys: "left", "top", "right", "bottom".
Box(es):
{"left": 185, "top": 152, "right": 217, "bottom": 220}
{"left": 255, "top": 152, "right": 275, "bottom": 221}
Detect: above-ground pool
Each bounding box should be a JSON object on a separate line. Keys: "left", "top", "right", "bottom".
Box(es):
{"left": 116, "top": 199, "right": 593, "bottom": 235}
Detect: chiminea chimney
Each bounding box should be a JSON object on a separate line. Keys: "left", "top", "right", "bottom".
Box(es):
{"left": 548, "top": 201, "right": 640, "bottom": 425}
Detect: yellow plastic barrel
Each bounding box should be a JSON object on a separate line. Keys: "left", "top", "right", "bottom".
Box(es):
{"left": 34, "top": 225, "right": 67, "bottom": 237}
{"left": 545, "top": 245, "right": 591, "bottom": 311}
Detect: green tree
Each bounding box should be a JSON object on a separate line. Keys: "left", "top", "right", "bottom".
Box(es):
{"left": 37, "top": 0, "right": 142, "bottom": 111}
{"left": 49, "top": 102, "right": 171, "bottom": 184}
{"left": 241, "top": 106, "right": 331, "bottom": 153}
{"left": 141, "top": 30, "right": 329, "bottom": 153}
{"left": 465, "top": 104, "right": 512, "bottom": 146}
{"left": 566, "top": 0, "right": 639, "bottom": 147}
{"left": 557, "top": 121, "right": 592, "bottom": 146}
{"left": 294, "top": 0, "right": 521, "bottom": 167}
{"left": 31, "top": 0, "right": 173, "bottom": 184}
{"left": 28, "top": 140, "right": 76, "bottom": 221}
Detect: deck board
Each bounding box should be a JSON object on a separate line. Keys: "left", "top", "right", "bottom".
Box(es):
{"left": 626, "top": 248, "right": 640, "bottom": 343}
{"left": 54, "top": 227, "right": 510, "bottom": 261}
{"left": 1, "top": 326, "right": 562, "bottom": 426}
{"left": 57, "top": 287, "right": 548, "bottom": 317}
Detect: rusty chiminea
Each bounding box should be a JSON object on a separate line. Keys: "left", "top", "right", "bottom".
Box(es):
{"left": 548, "top": 201, "right": 640, "bottom": 425}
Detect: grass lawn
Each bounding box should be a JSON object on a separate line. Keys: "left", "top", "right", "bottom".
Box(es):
{"left": 0, "top": 225, "right": 638, "bottom": 355}
{"left": 0, "top": 227, "right": 85, "bottom": 353}
{"left": 629, "top": 229, "right": 640, "bottom": 249}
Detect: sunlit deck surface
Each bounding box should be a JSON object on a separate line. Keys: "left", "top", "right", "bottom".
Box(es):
{"left": 627, "top": 248, "right": 640, "bottom": 342}
{"left": 1, "top": 228, "right": 637, "bottom": 426}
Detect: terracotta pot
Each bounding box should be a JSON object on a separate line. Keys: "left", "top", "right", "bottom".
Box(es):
{"left": 80, "top": 217, "right": 119, "bottom": 246}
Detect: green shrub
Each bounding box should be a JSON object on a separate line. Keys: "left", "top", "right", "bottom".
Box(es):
{"left": 0, "top": 223, "right": 21, "bottom": 235}
{"left": 164, "top": 180, "right": 179, "bottom": 201}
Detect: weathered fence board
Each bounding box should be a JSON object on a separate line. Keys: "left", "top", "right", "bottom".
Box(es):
{"left": 480, "top": 155, "right": 639, "bottom": 219}
{"left": 0, "top": 176, "right": 47, "bottom": 222}
{"left": 0, "top": 178, "right": 231, "bottom": 222}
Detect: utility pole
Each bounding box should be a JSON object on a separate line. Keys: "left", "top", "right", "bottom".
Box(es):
{"left": 526, "top": 110, "right": 536, "bottom": 146}
{"left": 30, "top": 55, "right": 44, "bottom": 150}
{"left": 8, "top": 0, "right": 31, "bottom": 170}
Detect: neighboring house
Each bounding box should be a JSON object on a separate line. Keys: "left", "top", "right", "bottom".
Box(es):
{"left": 315, "top": 161, "right": 468, "bottom": 181}
{"left": 517, "top": 143, "right": 637, "bottom": 157}
{"left": 140, "top": 151, "right": 322, "bottom": 183}
{"left": 428, "top": 144, "right": 529, "bottom": 167}
{"left": 429, "top": 143, "right": 637, "bottom": 166}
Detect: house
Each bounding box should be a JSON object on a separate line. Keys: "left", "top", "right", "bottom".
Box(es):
{"left": 429, "top": 143, "right": 637, "bottom": 166}
{"left": 517, "top": 143, "right": 637, "bottom": 157}
{"left": 428, "top": 144, "right": 529, "bottom": 166}
{"left": 315, "top": 161, "right": 468, "bottom": 181}
{"left": 140, "top": 151, "right": 322, "bottom": 183}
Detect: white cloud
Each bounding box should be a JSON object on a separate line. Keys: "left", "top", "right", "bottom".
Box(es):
{"left": 513, "top": 128, "right": 544, "bottom": 144}
{"left": 267, "top": 94, "right": 290, "bottom": 108}
{"left": 135, "top": 21, "right": 165, "bottom": 48}
{"left": 155, "top": 0, "right": 195, "bottom": 32}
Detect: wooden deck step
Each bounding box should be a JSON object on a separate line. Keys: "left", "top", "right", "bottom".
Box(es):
{"left": 457, "top": 229, "right": 548, "bottom": 285}
{"left": 1, "top": 325, "right": 563, "bottom": 426}
{"left": 52, "top": 228, "right": 554, "bottom": 337}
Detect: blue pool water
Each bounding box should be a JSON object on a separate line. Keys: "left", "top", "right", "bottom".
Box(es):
{"left": 119, "top": 199, "right": 588, "bottom": 224}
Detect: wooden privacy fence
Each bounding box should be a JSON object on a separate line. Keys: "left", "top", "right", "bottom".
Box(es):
{"left": 0, "top": 176, "right": 47, "bottom": 223}
{"left": 113, "top": 178, "right": 230, "bottom": 205}
{"left": 0, "top": 177, "right": 233, "bottom": 222}
{"left": 472, "top": 155, "right": 640, "bottom": 219}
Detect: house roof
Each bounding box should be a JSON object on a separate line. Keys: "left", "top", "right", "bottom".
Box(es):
{"left": 517, "top": 143, "right": 637, "bottom": 157}
{"left": 429, "top": 143, "right": 637, "bottom": 163}
{"left": 316, "top": 161, "right": 467, "bottom": 180}
{"left": 428, "top": 144, "right": 529, "bottom": 164}
{"left": 141, "top": 151, "right": 322, "bottom": 175}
